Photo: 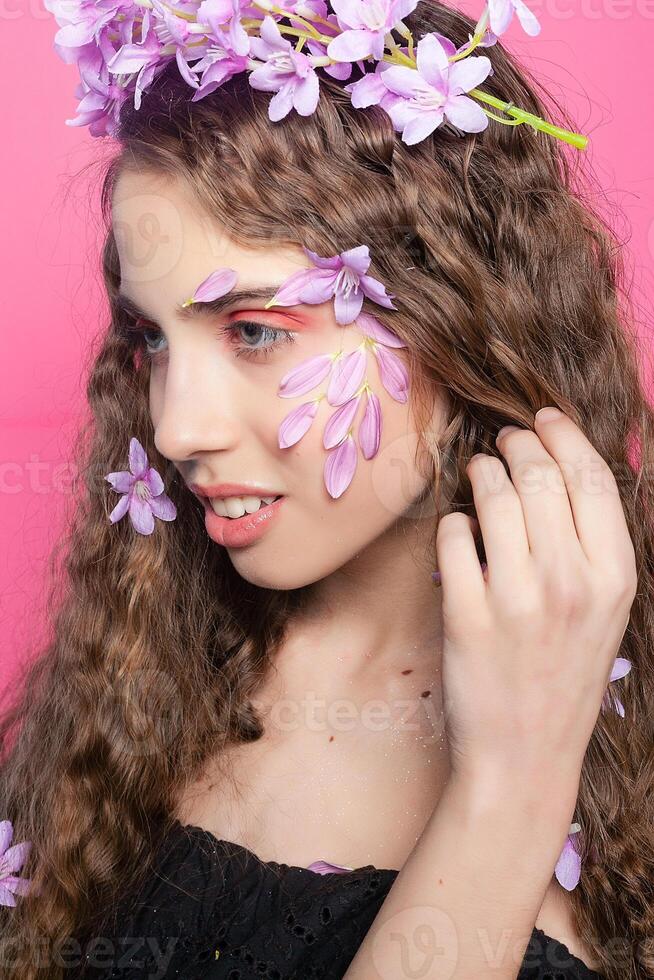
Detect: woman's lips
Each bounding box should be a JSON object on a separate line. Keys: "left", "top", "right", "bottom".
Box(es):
{"left": 202, "top": 495, "right": 285, "bottom": 548}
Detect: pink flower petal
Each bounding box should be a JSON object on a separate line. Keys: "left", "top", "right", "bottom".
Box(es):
{"left": 298, "top": 269, "right": 339, "bottom": 305}
{"left": 373, "top": 345, "right": 409, "bottom": 402}
{"left": 340, "top": 245, "right": 371, "bottom": 277}
{"left": 323, "top": 396, "right": 361, "bottom": 449}
{"left": 610, "top": 656, "right": 632, "bottom": 682}
{"left": 327, "top": 349, "right": 367, "bottom": 405}
{"left": 293, "top": 68, "right": 320, "bottom": 117}
{"left": 128, "top": 437, "right": 149, "bottom": 478}
{"left": 0, "top": 822, "right": 13, "bottom": 856}
{"left": 278, "top": 401, "right": 319, "bottom": 448}
{"left": 307, "top": 860, "right": 353, "bottom": 874}
{"left": 129, "top": 495, "right": 156, "bottom": 535}
{"left": 554, "top": 835, "right": 581, "bottom": 891}
{"left": 278, "top": 354, "right": 334, "bottom": 398}
{"left": 144, "top": 466, "right": 164, "bottom": 497}
{"left": 303, "top": 248, "right": 341, "bottom": 270}
{"left": 324, "top": 435, "right": 358, "bottom": 499}
{"left": 444, "top": 94, "right": 490, "bottom": 134}
{"left": 185, "top": 267, "right": 238, "bottom": 305}
{"left": 447, "top": 56, "right": 493, "bottom": 96}
{"left": 401, "top": 111, "right": 445, "bottom": 146}
{"left": 358, "top": 390, "right": 381, "bottom": 459}
{"left": 346, "top": 67, "right": 388, "bottom": 107}
{"left": 513, "top": 0, "right": 541, "bottom": 36}
{"left": 333, "top": 286, "right": 364, "bottom": 326}
{"left": 355, "top": 311, "right": 406, "bottom": 348}
{"left": 149, "top": 493, "right": 177, "bottom": 521}
{"left": 358, "top": 274, "right": 397, "bottom": 310}
{"left": 0, "top": 884, "right": 16, "bottom": 907}
{"left": 487, "top": 0, "right": 514, "bottom": 35}
{"left": 415, "top": 33, "right": 450, "bottom": 84}
{"left": 269, "top": 81, "right": 296, "bottom": 122}
{"left": 109, "top": 494, "right": 131, "bottom": 524}
{"left": 327, "top": 28, "right": 376, "bottom": 62}
{"left": 2, "top": 876, "right": 32, "bottom": 897}
{"left": 265, "top": 269, "right": 312, "bottom": 305}
{"left": 105, "top": 470, "right": 135, "bottom": 494}
{"left": 1, "top": 840, "right": 31, "bottom": 875}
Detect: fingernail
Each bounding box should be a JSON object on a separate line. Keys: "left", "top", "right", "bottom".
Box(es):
{"left": 496, "top": 425, "right": 519, "bottom": 441}
{"left": 535, "top": 407, "right": 562, "bottom": 423}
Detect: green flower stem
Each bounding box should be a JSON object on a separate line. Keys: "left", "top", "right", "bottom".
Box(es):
{"left": 469, "top": 89, "right": 589, "bottom": 149}
{"left": 448, "top": 31, "right": 485, "bottom": 61}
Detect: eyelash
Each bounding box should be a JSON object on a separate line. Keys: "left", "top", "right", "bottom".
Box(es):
{"left": 120, "top": 316, "right": 296, "bottom": 362}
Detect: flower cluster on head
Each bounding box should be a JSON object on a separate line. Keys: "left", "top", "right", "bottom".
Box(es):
{"left": 45, "top": 0, "right": 588, "bottom": 150}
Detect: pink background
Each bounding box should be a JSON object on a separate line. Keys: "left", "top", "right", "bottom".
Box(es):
{"left": 1, "top": 1, "right": 653, "bottom": 690}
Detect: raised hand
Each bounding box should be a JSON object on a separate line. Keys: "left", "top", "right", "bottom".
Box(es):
{"left": 436, "top": 407, "right": 637, "bottom": 793}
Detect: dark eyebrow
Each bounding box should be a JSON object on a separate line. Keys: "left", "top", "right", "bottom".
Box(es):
{"left": 116, "top": 286, "right": 284, "bottom": 323}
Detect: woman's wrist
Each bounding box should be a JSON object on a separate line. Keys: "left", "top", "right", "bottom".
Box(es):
{"left": 447, "top": 754, "right": 583, "bottom": 821}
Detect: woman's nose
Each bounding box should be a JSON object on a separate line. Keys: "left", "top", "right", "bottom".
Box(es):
{"left": 152, "top": 355, "right": 242, "bottom": 461}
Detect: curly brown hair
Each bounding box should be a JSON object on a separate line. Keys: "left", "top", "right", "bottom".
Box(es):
{"left": 2, "top": 0, "right": 654, "bottom": 976}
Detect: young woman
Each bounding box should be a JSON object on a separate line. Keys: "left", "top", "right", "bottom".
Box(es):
{"left": 2, "top": 0, "right": 652, "bottom": 976}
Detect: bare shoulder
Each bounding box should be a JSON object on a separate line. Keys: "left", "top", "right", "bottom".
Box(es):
{"left": 535, "top": 878, "right": 602, "bottom": 973}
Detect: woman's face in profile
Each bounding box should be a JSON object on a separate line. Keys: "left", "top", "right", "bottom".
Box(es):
{"left": 112, "top": 169, "right": 444, "bottom": 589}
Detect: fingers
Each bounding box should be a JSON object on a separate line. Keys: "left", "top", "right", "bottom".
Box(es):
{"left": 435, "top": 513, "right": 486, "bottom": 614}
{"left": 531, "top": 408, "right": 636, "bottom": 573}
{"left": 494, "top": 423, "right": 584, "bottom": 566}
{"left": 465, "top": 453, "right": 530, "bottom": 587}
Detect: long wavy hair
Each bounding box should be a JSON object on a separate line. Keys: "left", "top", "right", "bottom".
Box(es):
{"left": 2, "top": 0, "right": 653, "bottom": 976}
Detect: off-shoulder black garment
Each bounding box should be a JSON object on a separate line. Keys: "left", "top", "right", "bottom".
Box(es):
{"left": 76, "top": 820, "right": 604, "bottom": 980}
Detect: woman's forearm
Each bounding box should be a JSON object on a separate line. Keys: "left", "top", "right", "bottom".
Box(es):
{"left": 343, "top": 768, "right": 581, "bottom": 980}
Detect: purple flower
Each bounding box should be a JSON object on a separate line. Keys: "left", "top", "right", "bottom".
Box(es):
{"left": 379, "top": 33, "right": 493, "bottom": 145}
{"left": 248, "top": 15, "right": 320, "bottom": 121}
{"left": 601, "top": 656, "right": 632, "bottom": 718}
{"left": 59, "top": 43, "right": 133, "bottom": 137}
{"left": 196, "top": 0, "right": 251, "bottom": 58}
{"left": 555, "top": 822, "right": 582, "bottom": 891}
{"left": 105, "top": 437, "right": 177, "bottom": 536}
{"left": 190, "top": 44, "right": 252, "bottom": 100}
{"left": 487, "top": 0, "right": 541, "bottom": 37}
{"left": 0, "top": 821, "right": 33, "bottom": 908}
{"left": 326, "top": 0, "right": 420, "bottom": 63}
{"left": 266, "top": 245, "right": 397, "bottom": 326}
{"left": 276, "top": 312, "right": 408, "bottom": 498}
{"left": 105, "top": 6, "right": 202, "bottom": 105}
{"left": 300, "top": 0, "right": 366, "bottom": 82}
{"left": 182, "top": 267, "right": 239, "bottom": 306}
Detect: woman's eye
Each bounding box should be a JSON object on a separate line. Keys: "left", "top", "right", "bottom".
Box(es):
{"left": 123, "top": 316, "right": 296, "bottom": 361}
{"left": 230, "top": 320, "right": 296, "bottom": 359}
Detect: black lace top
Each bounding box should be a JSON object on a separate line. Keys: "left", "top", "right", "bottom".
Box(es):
{"left": 75, "top": 820, "right": 604, "bottom": 980}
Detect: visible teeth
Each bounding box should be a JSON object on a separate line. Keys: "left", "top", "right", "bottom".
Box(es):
{"left": 209, "top": 494, "right": 279, "bottom": 518}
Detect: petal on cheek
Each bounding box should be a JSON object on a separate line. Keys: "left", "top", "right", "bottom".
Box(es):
{"left": 358, "top": 390, "right": 382, "bottom": 459}
{"left": 278, "top": 401, "right": 319, "bottom": 448}
{"left": 278, "top": 354, "right": 334, "bottom": 398}
{"left": 323, "top": 395, "right": 361, "bottom": 449}
{"left": 324, "top": 435, "right": 358, "bottom": 499}
{"left": 327, "top": 349, "right": 367, "bottom": 405}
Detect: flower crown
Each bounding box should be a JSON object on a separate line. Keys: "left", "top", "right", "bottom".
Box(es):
{"left": 45, "top": 0, "right": 588, "bottom": 150}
